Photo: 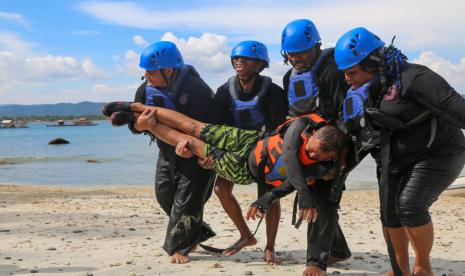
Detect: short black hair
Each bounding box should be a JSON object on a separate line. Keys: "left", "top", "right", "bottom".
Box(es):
{"left": 313, "top": 125, "right": 345, "bottom": 153}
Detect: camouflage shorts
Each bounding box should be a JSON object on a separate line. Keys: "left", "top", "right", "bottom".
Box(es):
{"left": 200, "top": 124, "right": 259, "bottom": 184}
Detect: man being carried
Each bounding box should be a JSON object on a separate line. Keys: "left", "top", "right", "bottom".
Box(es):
{"left": 103, "top": 102, "right": 346, "bottom": 237}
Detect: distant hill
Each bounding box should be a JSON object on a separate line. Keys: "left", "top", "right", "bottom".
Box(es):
{"left": 0, "top": 101, "right": 105, "bottom": 118}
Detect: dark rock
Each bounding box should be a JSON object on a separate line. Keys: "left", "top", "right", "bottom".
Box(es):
{"left": 86, "top": 159, "right": 99, "bottom": 163}
{"left": 0, "top": 229, "right": 10, "bottom": 232}
{"left": 48, "top": 138, "right": 70, "bottom": 145}
{"left": 31, "top": 270, "right": 38, "bottom": 273}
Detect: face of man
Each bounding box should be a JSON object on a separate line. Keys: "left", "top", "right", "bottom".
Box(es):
{"left": 144, "top": 68, "right": 174, "bottom": 88}
{"left": 305, "top": 134, "right": 336, "bottom": 161}
{"left": 343, "top": 64, "right": 376, "bottom": 89}
{"left": 286, "top": 47, "right": 318, "bottom": 72}
{"left": 232, "top": 57, "right": 263, "bottom": 83}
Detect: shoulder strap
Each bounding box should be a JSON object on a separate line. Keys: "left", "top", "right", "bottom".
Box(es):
{"left": 312, "top": 48, "right": 334, "bottom": 73}
{"left": 172, "top": 64, "right": 200, "bottom": 95}
{"left": 273, "top": 113, "right": 327, "bottom": 136}
{"left": 257, "top": 76, "right": 272, "bottom": 97}
{"left": 227, "top": 76, "right": 240, "bottom": 100}
{"left": 255, "top": 76, "right": 272, "bottom": 105}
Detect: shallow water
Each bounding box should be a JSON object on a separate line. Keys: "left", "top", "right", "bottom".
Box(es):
{"left": 0, "top": 121, "right": 463, "bottom": 190}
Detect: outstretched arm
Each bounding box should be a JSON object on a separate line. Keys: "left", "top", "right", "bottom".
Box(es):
{"left": 136, "top": 109, "right": 208, "bottom": 159}
{"left": 130, "top": 102, "right": 207, "bottom": 137}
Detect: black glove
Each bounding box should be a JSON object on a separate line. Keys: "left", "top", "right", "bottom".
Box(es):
{"left": 297, "top": 189, "right": 316, "bottom": 209}
{"left": 250, "top": 192, "right": 277, "bottom": 213}
{"left": 250, "top": 181, "right": 296, "bottom": 213}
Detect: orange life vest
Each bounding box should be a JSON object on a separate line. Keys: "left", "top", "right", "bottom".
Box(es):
{"left": 253, "top": 113, "right": 327, "bottom": 187}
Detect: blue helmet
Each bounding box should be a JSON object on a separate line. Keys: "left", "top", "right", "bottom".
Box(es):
{"left": 334, "top": 27, "right": 385, "bottom": 70}
{"left": 230, "top": 40, "right": 269, "bottom": 67}
{"left": 139, "top": 41, "right": 184, "bottom": 70}
{"left": 281, "top": 19, "right": 321, "bottom": 53}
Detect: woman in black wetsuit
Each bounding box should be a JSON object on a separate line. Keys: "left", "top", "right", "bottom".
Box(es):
{"left": 334, "top": 27, "right": 465, "bottom": 276}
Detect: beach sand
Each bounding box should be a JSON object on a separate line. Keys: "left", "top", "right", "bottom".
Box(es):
{"left": 1, "top": 184, "right": 464, "bottom": 276}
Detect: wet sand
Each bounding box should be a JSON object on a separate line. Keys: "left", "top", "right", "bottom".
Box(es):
{"left": 1, "top": 183, "right": 464, "bottom": 275}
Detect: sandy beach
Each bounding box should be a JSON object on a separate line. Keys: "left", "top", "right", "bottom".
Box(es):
{"left": 1, "top": 183, "right": 464, "bottom": 276}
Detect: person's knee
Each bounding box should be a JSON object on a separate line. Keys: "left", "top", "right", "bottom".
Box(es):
{"left": 397, "top": 205, "right": 431, "bottom": 227}
{"left": 214, "top": 179, "right": 233, "bottom": 197}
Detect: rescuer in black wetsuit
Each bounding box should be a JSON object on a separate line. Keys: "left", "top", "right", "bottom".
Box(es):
{"left": 334, "top": 27, "right": 465, "bottom": 275}
{"left": 280, "top": 19, "right": 353, "bottom": 275}
{"left": 127, "top": 41, "right": 216, "bottom": 264}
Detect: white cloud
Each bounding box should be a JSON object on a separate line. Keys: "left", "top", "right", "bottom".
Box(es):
{"left": 0, "top": 33, "right": 110, "bottom": 104}
{"left": 118, "top": 32, "right": 233, "bottom": 89}
{"left": 0, "top": 12, "right": 31, "bottom": 28}
{"left": 0, "top": 32, "right": 108, "bottom": 84}
{"left": 0, "top": 30, "right": 36, "bottom": 57}
{"left": 413, "top": 51, "right": 465, "bottom": 93}
{"left": 77, "top": 0, "right": 465, "bottom": 51}
{"left": 161, "top": 32, "right": 230, "bottom": 73}
{"left": 133, "top": 35, "right": 148, "bottom": 47}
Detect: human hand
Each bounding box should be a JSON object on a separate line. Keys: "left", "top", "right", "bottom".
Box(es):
{"left": 175, "top": 139, "right": 194, "bottom": 158}
{"left": 198, "top": 155, "right": 215, "bottom": 169}
{"left": 134, "top": 109, "right": 157, "bottom": 131}
{"left": 299, "top": 207, "right": 318, "bottom": 223}
{"left": 246, "top": 206, "right": 265, "bottom": 221}
{"left": 322, "top": 169, "right": 335, "bottom": 181}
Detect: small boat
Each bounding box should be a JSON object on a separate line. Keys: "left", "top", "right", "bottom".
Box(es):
{"left": 0, "top": 120, "right": 28, "bottom": 128}
{"left": 46, "top": 118, "right": 97, "bottom": 127}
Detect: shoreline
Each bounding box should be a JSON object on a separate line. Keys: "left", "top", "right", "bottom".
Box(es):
{"left": 1, "top": 184, "right": 464, "bottom": 275}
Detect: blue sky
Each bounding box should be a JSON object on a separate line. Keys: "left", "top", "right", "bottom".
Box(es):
{"left": 0, "top": 0, "right": 464, "bottom": 104}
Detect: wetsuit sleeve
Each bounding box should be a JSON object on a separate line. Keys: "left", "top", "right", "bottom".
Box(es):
{"left": 211, "top": 84, "right": 233, "bottom": 125}
{"left": 182, "top": 76, "right": 215, "bottom": 123}
{"left": 128, "top": 82, "right": 147, "bottom": 134}
{"left": 282, "top": 119, "right": 315, "bottom": 208}
{"left": 250, "top": 181, "right": 295, "bottom": 212}
{"left": 270, "top": 180, "right": 296, "bottom": 198}
{"left": 261, "top": 83, "right": 289, "bottom": 132}
{"left": 403, "top": 66, "right": 465, "bottom": 128}
{"left": 282, "top": 70, "right": 291, "bottom": 94}
{"left": 318, "top": 57, "right": 349, "bottom": 124}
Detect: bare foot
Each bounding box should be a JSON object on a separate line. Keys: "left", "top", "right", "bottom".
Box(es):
{"left": 327, "top": 255, "right": 350, "bottom": 266}
{"left": 412, "top": 268, "right": 433, "bottom": 276}
{"left": 264, "top": 248, "right": 281, "bottom": 265}
{"left": 383, "top": 272, "right": 395, "bottom": 276}
{"left": 170, "top": 252, "right": 189, "bottom": 264}
{"left": 303, "top": 265, "right": 326, "bottom": 276}
{"left": 223, "top": 236, "right": 257, "bottom": 256}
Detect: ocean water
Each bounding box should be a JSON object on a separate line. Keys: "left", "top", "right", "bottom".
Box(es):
{"left": 0, "top": 121, "right": 463, "bottom": 190}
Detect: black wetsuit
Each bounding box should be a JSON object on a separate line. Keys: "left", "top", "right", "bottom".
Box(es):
{"left": 213, "top": 75, "right": 288, "bottom": 196}
{"left": 283, "top": 51, "right": 352, "bottom": 269}
{"left": 130, "top": 70, "right": 216, "bottom": 256}
{"left": 364, "top": 63, "right": 465, "bottom": 227}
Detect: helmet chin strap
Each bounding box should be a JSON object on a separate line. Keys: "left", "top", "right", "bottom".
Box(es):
{"left": 160, "top": 68, "right": 174, "bottom": 91}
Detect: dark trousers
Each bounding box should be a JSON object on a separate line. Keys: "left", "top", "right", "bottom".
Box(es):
{"left": 306, "top": 181, "right": 351, "bottom": 270}
{"left": 155, "top": 152, "right": 216, "bottom": 256}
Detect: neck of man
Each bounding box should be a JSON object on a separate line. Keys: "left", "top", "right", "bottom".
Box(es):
{"left": 238, "top": 74, "right": 258, "bottom": 93}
